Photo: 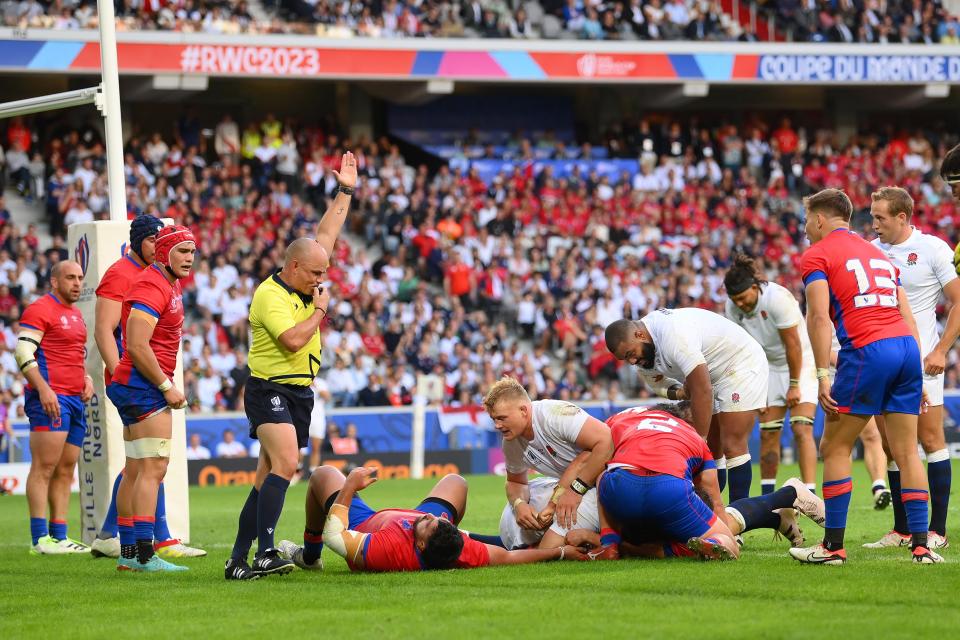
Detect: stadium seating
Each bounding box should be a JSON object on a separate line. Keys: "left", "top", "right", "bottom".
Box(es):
{"left": 1, "top": 0, "right": 956, "bottom": 42}
{"left": 2, "top": 111, "right": 960, "bottom": 422}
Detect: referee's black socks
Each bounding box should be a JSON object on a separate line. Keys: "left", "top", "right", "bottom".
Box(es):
{"left": 257, "top": 474, "right": 290, "bottom": 555}
{"left": 231, "top": 487, "right": 259, "bottom": 561}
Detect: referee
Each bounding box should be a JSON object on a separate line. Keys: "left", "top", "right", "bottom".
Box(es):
{"left": 225, "top": 151, "right": 357, "bottom": 581}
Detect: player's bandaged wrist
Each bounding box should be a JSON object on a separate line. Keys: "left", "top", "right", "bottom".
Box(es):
{"left": 551, "top": 486, "right": 566, "bottom": 505}
{"left": 512, "top": 498, "right": 525, "bottom": 513}
{"left": 815, "top": 368, "right": 830, "bottom": 380}
{"left": 788, "top": 378, "right": 800, "bottom": 388}
{"left": 157, "top": 378, "right": 173, "bottom": 392}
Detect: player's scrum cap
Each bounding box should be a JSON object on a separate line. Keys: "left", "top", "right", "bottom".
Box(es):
{"left": 154, "top": 225, "right": 196, "bottom": 267}
{"left": 129, "top": 214, "right": 165, "bottom": 260}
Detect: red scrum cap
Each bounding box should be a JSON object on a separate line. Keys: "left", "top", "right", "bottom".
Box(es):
{"left": 154, "top": 225, "right": 196, "bottom": 267}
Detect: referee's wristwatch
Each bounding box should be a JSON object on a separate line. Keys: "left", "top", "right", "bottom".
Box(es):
{"left": 570, "top": 477, "right": 591, "bottom": 496}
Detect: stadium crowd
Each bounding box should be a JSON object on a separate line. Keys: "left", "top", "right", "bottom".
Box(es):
{"left": 2, "top": 110, "right": 960, "bottom": 424}
{"left": 2, "top": 0, "right": 959, "bottom": 43}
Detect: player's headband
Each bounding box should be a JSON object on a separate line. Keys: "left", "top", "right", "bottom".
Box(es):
{"left": 944, "top": 173, "right": 960, "bottom": 185}
{"left": 154, "top": 225, "right": 196, "bottom": 269}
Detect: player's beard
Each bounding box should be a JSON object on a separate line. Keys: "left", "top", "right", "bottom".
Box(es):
{"left": 638, "top": 342, "right": 655, "bottom": 369}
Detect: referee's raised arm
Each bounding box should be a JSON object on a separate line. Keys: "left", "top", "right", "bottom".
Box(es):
{"left": 315, "top": 150, "right": 357, "bottom": 257}
{"left": 224, "top": 151, "right": 358, "bottom": 582}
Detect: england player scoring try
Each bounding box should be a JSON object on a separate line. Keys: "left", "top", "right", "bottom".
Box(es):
{"left": 868, "top": 186, "right": 957, "bottom": 550}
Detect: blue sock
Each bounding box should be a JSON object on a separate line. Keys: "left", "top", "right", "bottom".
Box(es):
{"left": 303, "top": 528, "right": 324, "bottom": 564}
{"left": 600, "top": 527, "right": 622, "bottom": 547}
{"left": 823, "top": 477, "right": 852, "bottom": 530}
{"left": 134, "top": 515, "right": 156, "bottom": 564}
{"left": 727, "top": 456, "right": 752, "bottom": 502}
{"left": 153, "top": 482, "right": 172, "bottom": 541}
{"left": 99, "top": 473, "right": 122, "bottom": 538}
{"left": 466, "top": 532, "right": 504, "bottom": 548}
{"left": 49, "top": 519, "right": 67, "bottom": 541}
{"left": 927, "top": 455, "right": 951, "bottom": 536}
{"left": 730, "top": 485, "right": 797, "bottom": 532}
{"left": 231, "top": 487, "right": 259, "bottom": 561}
{"left": 901, "top": 488, "right": 929, "bottom": 534}
{"left": 257, "top": 474, "right": 290, "bottom": 555}
{"left": 888, "top": 467, "right": 908, "bottom": 534}
{"left": 30, "top": 517, "right": 48, "bottom": 545}
{"left": 118, "top": 516, "right": 136, "bottom": 559}
{"left": 761, "top": 480, "right": 776, "bottom": 495}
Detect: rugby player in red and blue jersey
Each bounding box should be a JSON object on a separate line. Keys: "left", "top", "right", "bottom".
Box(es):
{"left": 275, "top": 466, "right": 587, "bottom": 574}
{"left": 794, "top": 188, "right": 940, "bottom": 565}
{"left": 106, "top": 225, "right": 196, "bottom": 572}
{"left": 17, "top": 261, "right": 93, "bottom": 554}
{"left": 90, "top": 215, "right": 204, "bottom": 561}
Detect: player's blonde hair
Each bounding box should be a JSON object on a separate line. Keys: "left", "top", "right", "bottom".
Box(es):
{"left": 483, "top": 376, "right": 530, "bottom": 412}
{"left": 871, "top": 186, "right": 914, "bottom": 220}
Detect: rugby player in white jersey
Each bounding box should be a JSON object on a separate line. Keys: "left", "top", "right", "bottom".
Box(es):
{"left": 723, "top": 254, "right": 818, "bottom": 496}
{"left": 868, "top": 186, "right": 958, "bottom": 549}
{"left": 483, "top": 377, "right": 613, "bottom": 549}
{"left": 605, "top": 309, "right": 769, "bottom": 503}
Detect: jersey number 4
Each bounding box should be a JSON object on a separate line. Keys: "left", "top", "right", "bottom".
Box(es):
{"left": 845, "top": 258, "right": 897, "bottom": 308}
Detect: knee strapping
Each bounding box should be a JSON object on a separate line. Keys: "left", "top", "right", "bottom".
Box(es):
{"left": 125, "top": 438, "right": 171, "bottom": 459}
{"left": 790, "top": 416, "right": 815, "bottom": 426}
{"left": 760, "top": 419, "right": 784, "bottom": 431}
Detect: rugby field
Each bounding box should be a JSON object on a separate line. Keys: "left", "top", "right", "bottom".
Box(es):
{"left": 1, "top": 463, "right": 958, "bottom": 639}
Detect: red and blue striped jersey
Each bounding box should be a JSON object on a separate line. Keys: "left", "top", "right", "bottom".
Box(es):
{"left": 606, "top": 408, "right": 715, "bottom": 481}
{"left": 19, "top": 294, "right": 87, "bottom": 395}
{"left": 113, "top": 265, "right": 184, "bottom": 385}
{"left": 800, "top": 229, "right": 910, "bottom": 350}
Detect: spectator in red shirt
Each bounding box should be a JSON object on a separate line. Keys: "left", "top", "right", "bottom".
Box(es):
{"left": 444, "top": 251, "right": 475, "bottom": 308}
{"left": 772, "top": 118, "right": 799, "bottom": 155}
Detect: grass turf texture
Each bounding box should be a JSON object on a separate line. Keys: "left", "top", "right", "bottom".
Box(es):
{"left": 1, "top": 463, "right": 958, "bottom": 639}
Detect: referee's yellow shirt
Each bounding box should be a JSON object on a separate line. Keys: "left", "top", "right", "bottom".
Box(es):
{"left": 247, "top": 272, "right": 322, "bottom": 386}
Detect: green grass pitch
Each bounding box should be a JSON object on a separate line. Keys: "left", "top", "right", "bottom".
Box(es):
{"left": 1, "top": 463, "right": 958, "bottom": 639}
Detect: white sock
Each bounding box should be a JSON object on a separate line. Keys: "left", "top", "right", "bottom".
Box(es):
{"left": 727, "top": 454, "right": 751, "bottom": 469}
{"left": 887, "top": 461, "right": 899, "bottom": 472}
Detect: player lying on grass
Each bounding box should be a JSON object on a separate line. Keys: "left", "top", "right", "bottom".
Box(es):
{"left": 276, "top": 465, "right": 587, "bottom": 573}
{"left": 484, "top": 377, "right": 613, "bottom": 549}
{"left": 590, "top": 403, "right": 824, "bottom": 561}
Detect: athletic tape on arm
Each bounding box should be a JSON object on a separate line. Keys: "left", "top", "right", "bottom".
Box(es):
{"left": 323, "top": 503, "right": 368, "bottom": 566}
{"left": 15, "top": 332, "right": 41, "bottom": 373}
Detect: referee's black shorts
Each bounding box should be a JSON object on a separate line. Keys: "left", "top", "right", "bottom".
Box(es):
{"left": 245, "top": 377, "right": 315, "bottom": 449}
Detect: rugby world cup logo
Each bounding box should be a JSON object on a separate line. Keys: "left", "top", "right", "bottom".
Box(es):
{"left": 75, "top": 234, "right": 90, "bottom": 276}
{"left": 576, "top": 53, "right": 598, "bottom": 78}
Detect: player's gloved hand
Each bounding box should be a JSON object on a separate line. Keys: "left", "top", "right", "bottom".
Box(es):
{"left": 785, "top": 386, "right": 801, "bottom": 408}
{"left": 818, "top": 378, "right": 838, "bottom": 414}
{"left": 346, "top": 466, "right": 379, "bottom": 490}
{"left": 163, "top": 386, "right": 188, "bottom": 410}
{"left": 514, "top": 502, "right": 543, "bottom": 531}
{"left": 39, "top": 385, "right": 61, "bottom": 421}
{"left": 555, "top": 489, "right": 582, "bottom": 530}
{"left": 923, "top": 349, "right": 946, "bottom": 376}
